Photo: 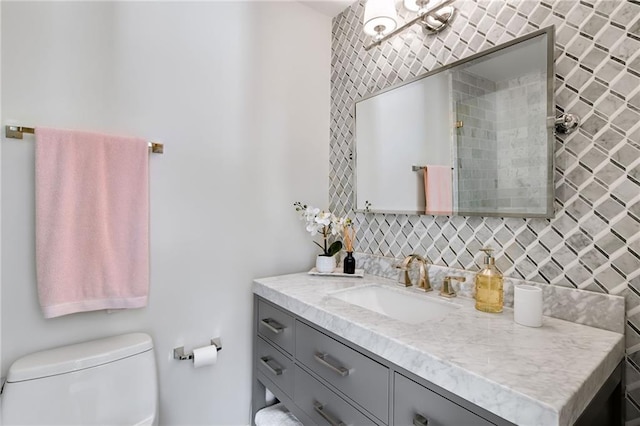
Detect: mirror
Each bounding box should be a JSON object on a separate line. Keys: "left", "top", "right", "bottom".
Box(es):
{"left": 355, "top": 27, "right": 555, "bottom": 218}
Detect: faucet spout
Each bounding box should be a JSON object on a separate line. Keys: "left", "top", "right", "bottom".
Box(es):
{"left": 396, "top": 255, "right": 413, "bottom": 287}
{"left": 396, "top": 254, "right": 431, "bottom": 291}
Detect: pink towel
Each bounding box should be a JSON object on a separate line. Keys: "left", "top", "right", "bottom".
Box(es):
{"left": 424, "top": 166, "right": 453, "bottom": 214}
{"left": 35, "top": 127, "right": 149, "bottom": 318}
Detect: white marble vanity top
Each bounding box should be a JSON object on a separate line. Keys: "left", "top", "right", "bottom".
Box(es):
{"left": 253, "top": 273, "right": 624, "bottom": 426}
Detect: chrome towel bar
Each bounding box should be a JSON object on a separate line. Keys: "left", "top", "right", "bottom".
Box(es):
{"left": 4, "top": 125, "right": 164, "bottom": 154}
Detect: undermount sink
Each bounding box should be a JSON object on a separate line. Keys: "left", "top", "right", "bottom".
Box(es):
{"left": 329, "top": 285, "right": 460, "bottom": 324}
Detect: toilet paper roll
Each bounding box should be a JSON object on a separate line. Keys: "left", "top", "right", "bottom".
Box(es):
{"left": 514, "top": 284, "right": 543, "bottom": 328}
{"left": 193, "top": 344, "right": 218, "bottom": 368}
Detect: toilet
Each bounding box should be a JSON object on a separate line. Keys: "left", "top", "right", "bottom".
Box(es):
{"left": 1, "top": 333, "right": 158, "bottom": 425}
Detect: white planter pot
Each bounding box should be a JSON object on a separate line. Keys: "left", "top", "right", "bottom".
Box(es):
{"left": 315, "top": 255, "right": 336, "bottom": 273}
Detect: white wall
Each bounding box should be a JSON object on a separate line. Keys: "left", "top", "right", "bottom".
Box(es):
{"left": 0, "top": 0, "right": 3, "bottom": 384}
{"left": 0, "top": 2, "right": 331, "bottom": 425}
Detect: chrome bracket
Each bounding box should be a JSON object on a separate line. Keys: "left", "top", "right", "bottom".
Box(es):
{"left": 555, "top": 113, "right": 580, "bottom": 134}
{"left": 420, "top": 6, "right": 455, "bottom": 33}
{"left": 5, "top": 125, "right": 34, "bottom": 139}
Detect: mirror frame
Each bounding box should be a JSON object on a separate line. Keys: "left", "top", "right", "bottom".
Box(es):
{"left": 353, "top": 26, "right": 556, "bottom": 218}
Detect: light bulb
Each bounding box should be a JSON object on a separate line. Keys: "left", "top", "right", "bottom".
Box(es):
{"left": 404, "top": 0, "right": 432, "bottom": 14}
{"left": 363, "top": 0, "right": 398, "bottom": 37}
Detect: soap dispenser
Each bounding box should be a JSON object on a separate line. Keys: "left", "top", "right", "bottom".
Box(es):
{"left": 475, "top": 248, "right": 504, "bottom": 313}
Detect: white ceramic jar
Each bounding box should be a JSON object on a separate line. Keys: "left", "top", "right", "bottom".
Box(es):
{"left": 315, "top": 255, "right": 336, "bottom": 273}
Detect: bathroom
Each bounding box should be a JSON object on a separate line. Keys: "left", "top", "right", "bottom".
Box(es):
{"left": 1, "top": 0, "right": 639, "bottom": 425}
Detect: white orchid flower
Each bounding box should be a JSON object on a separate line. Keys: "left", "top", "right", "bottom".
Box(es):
{"left": 306, "top": 222, "right": 319, "bottom": 236}
{"left": 315, "top": 211, "right": 332, "bottom": 227}
{"left": 305, "top": 206, "right": 320, "bottom": 219}
{"left": 295, "top": 202, "right": 349, "bottom": 256}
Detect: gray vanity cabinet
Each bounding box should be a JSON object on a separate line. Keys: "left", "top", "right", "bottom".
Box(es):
{"left": 253, "top": 296, "right": 511, "bottom": 426}
{"left": 295, "top": 321, "right": 389, "bottom": 422}
{"left": 294, "top": 365, "right": 379, "bottom": 426}
{"left": 258, "top": 299, "right": 295, "bottom": 355}
{"left": 256, "top": 337, "right": 294, "bottom": 397}
{"left": 393, "top": 373, "right": 492, "bottom": 426}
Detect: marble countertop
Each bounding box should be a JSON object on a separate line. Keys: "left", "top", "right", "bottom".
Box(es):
{"left": 253, "top": 272, "right": 624, "bottom": 426}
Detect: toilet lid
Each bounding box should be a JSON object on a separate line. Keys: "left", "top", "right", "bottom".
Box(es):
{"left": 7, "top": 333, "right": 153, "bottom": 382}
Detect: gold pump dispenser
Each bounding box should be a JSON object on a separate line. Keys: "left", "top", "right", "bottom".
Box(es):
{"left": 475, "top": 248, "right": 504, "bottom": 313}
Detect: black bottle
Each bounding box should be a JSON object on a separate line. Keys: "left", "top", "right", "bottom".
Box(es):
{"left": 343, "top": 252, "right": 356, "bottom": 274}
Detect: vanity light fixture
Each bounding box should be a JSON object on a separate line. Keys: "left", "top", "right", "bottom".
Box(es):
{"left": 363, "top": 0, "right": 399, "bottom": 40}
{"left": 364, "top": 0, "right": 456, "bottom": 51}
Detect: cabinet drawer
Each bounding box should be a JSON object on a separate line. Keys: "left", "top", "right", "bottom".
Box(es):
{"left": 295, "top": 322, "right": 389, "bottom": 422}
{"left": 394, "top": 373, "right": 493, "bottom": 426}
{"left": 294, "top": 365, "right": 377, "bottom": 426}
{"left": 256, "top": 337, "right": 294, "bottom": 397}
{"left": 258, "top": 299, "right": 295, "bottom": 355}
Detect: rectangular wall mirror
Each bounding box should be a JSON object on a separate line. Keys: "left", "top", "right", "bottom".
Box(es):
{"left": 355, "top": 26, "right": 555, "bottom": 218}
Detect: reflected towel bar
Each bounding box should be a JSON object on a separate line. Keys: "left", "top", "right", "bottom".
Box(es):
{"left": 412, "top": 165, "right": 454, "bottom": 171}
{"left": 4, "top": 125, "right": 164, "bottom": 154}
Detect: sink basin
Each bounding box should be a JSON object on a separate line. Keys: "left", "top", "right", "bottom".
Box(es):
{"left": 329, "top": 285, "right": 460, "bottom": 324}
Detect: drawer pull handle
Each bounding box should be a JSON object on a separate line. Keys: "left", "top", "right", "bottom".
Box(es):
{"left": 314, "top": 352, "right": 350, "bottom": 377}
{"left": 259, "top": 356, "right": 284, "bottom": 376}
{"left": 413, "top": 414, "right": 429, "bottom": 426}
{"left": 260, "top": 318, "right": 285, "bottom": 334}
{"left": 313, "top": 401, "right": 346, "bottom": 426}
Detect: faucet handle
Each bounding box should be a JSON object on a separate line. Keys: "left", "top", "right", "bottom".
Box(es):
{"left": 440, "top": 276, "right": 465, "bottom": 298}
{"left": 397, "top": 266, "right": 412, "bottom": 287}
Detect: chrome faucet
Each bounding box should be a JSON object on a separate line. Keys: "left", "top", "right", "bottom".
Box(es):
{"left": 396, "top": 254, "right": 431, "bottom": 291}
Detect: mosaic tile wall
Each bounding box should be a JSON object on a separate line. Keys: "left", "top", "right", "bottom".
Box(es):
{"left": 329, "top": 0, "right": 640, "bottom": 421}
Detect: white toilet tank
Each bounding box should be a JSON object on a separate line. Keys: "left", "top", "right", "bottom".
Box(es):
{"left": 1, "top": 333, "right": 158, "bottom": 426}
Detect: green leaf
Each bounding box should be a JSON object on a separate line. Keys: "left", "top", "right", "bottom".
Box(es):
{"left": 327, "top": 241, "right": 343, "bottom": 257}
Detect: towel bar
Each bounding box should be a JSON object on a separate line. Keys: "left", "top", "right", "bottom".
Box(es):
{"left": 412, "top": 165, "right": 454, "bottom": 171}
{"left": 4, "top": 125, "right": 164, "bottom": 154}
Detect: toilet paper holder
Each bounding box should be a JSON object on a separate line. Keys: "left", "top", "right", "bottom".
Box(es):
{"left": 173, "top": 338, "right": 222, "bottom": 361}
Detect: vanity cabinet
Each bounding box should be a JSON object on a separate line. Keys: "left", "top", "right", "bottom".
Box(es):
{"left": 294, "top": 365, "right": 378, "bottom": 426}
{"left": 252, "top": 296, "right": 510, "bottom": 426}
{"left": 254, "top": 273, "right": 625, "bottom": 426}
{"left": 295, "top": 321, "right": 389, "bottom": 422}
{"left": 256, "top": 336, "right": 294, "bottom": 397}
{"left": 257, "top": 298, "right": 295, "bottom": 355}
{"left": 393, "top": 373, "right": 492, "bottom": 426}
